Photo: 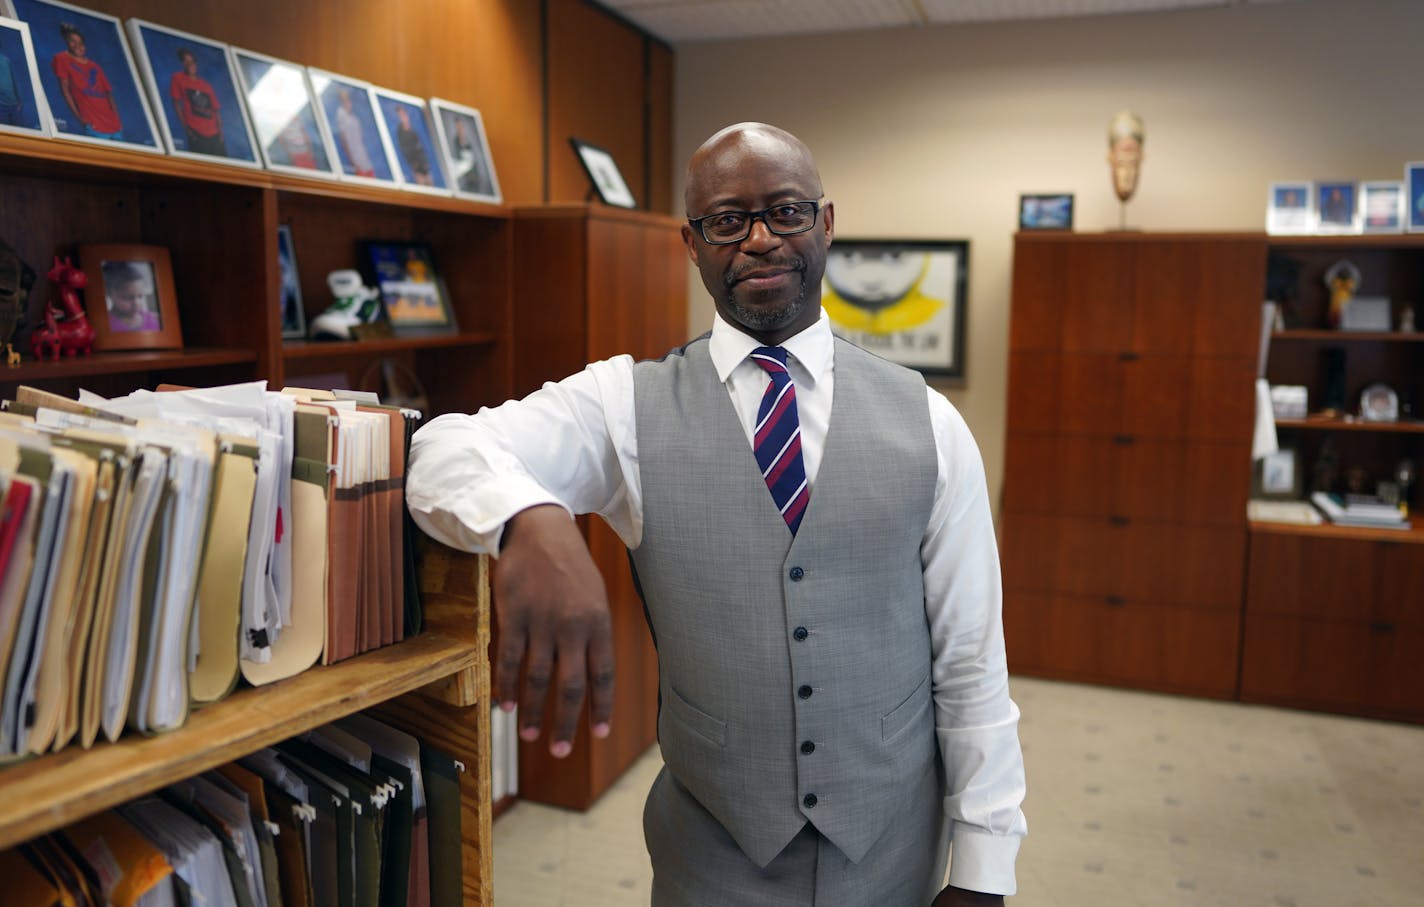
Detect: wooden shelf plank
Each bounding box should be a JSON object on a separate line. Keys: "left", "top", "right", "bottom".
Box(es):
{"left": 282, "top": 331, "right": 499, "bottom": 360}
{"left": 1249, "top": 515, "right": 1424, "bottom": 544}
{"left": 3, "top": 348, "right": 258, "bottom": 381}
{"left": 1272, "top": 330, "right": 1424, "bottom": 342}
{"left": 0, "top": 631, "right": 477, "bottom": 850}
{"left": 1275, "top": 417, "right": 1424, "bottom": 434}
{"left": 1268, "top": 234, "right": 1424, "bottom": 249}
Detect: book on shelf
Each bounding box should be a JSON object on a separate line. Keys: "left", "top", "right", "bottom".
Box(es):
{"left": 1310, "top": 491, "right": 1408, "bottom": 529}
{"left": 1247, "top": 498, "right": 1323, "bottom": 526}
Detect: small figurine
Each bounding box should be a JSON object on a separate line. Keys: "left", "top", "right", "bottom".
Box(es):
{"left": 1323, "top": 259, "right": 1360, "bottom": 329}
{"left": 1400, "top": 306, "right": 1416, "bottom": 333}
{"left": 0, "top": 239, "right": 34, "bottom": 366}
{"left": 309, "top": 269, "right": 382, "bottom": 340}
{"left": 30, "top": 256, "right": 96, "bottom": 360}
{"left": 1107, "top": 110, "right": 1145, "bottom": 205}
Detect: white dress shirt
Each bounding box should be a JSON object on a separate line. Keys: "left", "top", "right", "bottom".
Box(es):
{"left": 407, "top": 308, "right": 1028, "bottom": 895}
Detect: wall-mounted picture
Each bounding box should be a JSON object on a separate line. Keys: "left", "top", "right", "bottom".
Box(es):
{"left": 821, "top": 239, "right": 969, "bottom": 379}
{"left": 1266, "top": 181, "right": 1313, "bottom": 235}
{"left": 277, "top": 224, "right": 305, "bottom": 338}
{"left": 1407, "top": 162, "right": 1424, "bottom": 234}
{"left": 1018, "top": 193, "right": 1073, "bottom": 230}
{"left": 126, "top": 19, "right": 257, "bottom": 166}
{"left": 77, "top": 242, "right": 182, "bottom": 350}
{"left": 232, "top": 47, "right": 337, "bottom": 179}
{"left": 371, "top": 87, "right": 447, "bottom": 194}
{"left": 358, "top": 240, "right": 456, "bottom": 335}
{"left": 1314, "top": 180, "right": 1359, "bottom": 233}
{"left": 308, "top": 68, "right": 398, "bottom": 187}
{"left": 570, "top": 137, "right": 636, "bottom": 208}
{"left": 430, "top": 97, "right": 500, "bottom": 204}
{"left": 0, "top": 16, "right": 52, "bottom": 136}
{"left": 1359, "top": 181, "right": 1404, "bottom": 234}
{"left": 6, "top": 0, "right": 159, "bottom": 152}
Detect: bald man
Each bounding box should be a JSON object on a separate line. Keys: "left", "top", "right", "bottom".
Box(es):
{"left": 408, "top": 123, "right": 1026, "bottom": 905}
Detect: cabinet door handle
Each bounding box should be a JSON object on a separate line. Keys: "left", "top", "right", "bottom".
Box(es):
{"left": 1105, "top": 595, "right": 1127, "bottom": 607}
{"left": 1369, "top": 621, "right": 1396, "bottom": 635}
{"left": 1113, "top": 434, "right": 1136, "bottom": 445}
{"left": 1109, "top": 515, "right": 1131, "bottom": 527}
{"left": 1118, "top": 350, "right": 1140, "bottom": 362}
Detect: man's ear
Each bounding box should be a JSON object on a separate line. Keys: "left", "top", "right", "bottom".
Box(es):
{"left": 681, "top": 223, "right": 701, "bottom": 264}
{"left": 821, "top": 201, "right": 835, "bottom": 246}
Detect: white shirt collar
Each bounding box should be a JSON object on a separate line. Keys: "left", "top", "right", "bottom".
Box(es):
{"left": 708, "top": 307, "right": 834, "bottom": 387}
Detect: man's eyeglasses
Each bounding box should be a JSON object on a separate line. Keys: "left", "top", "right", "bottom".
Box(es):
{"left": 687, "top": 200, "right": 823, "bottom": 245}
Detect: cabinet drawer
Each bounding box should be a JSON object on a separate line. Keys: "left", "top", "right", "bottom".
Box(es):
{"left": 1246, "top": 530, "right": 1424, "bottom": 628}
{"left": 1003, "top": 591, "right": 1240, "bottom": 697}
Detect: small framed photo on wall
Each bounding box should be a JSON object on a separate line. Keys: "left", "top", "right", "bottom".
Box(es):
{"left": 125, "top": 18, "right": 257, "bottom": 165}
{"left": 78, "top": 242, "right": 183, "bottom": 350}
{"left": 1266, "top": 181, "right": 1313, "bottom": 234}
{"left": 1407, "top": 162, "right": 1424, "bottom": 233}
{"left": 233, "top": 48, "right": 338, "bottom": 179}
{"left": 6, "top": 0, "right": 161, "bottom": 152}
{"left": 430, "top": 97, "right": 500, "bottom": 204}
{"left": 1018, "top": 193, "right": 1073, "bottom": 231}
{"left": 570, "top": 137, "right": 636, "bottom": 208}
{"left": 1359, "top": 181, "right": 1404, "bottom": 234}
{"left": 1314, "top": 181, "right": 1360, "bottom": 234}
{"left": 0, "top": 15, "right": 54, "bottom": 137}
{"left": 308, "top": 69, "right": 399, "bottom": 187}
{"left": 371, "top": 87, "right": 448, "bottom": 194}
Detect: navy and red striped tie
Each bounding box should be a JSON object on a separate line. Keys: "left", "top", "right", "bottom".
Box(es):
{"left": 751, "top": 346, "right": 809, "bottom": 534}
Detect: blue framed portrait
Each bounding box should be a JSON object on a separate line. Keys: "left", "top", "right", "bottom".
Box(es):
{"left": 232, "top": 47, "right": 337, "bottom": 179}
{"left": 126, "top": 19, "right": 258, "bottom": 166}
{"left": 1314, "top": 180, "right": 1359, "bottom": 234}
{"left": 0, "top": 15, "right": 51, "bottom": 136}
{"left": 372, "top": 86, "right": 448, "bottom": 195}
{"left": 1407, "top": 162, "right": 1424, "bottom": 234}
{"left": 6, "top": 0, "right": 159, "bottom": 151}
{"left": 1018, "top": 193, "right": 1073, "bottom": 231}
{"left": 308, "top": 68, "right": 398, "bottom": 187}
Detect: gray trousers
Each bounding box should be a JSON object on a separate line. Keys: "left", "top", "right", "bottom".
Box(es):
{"left": 644, "top": 763, "right": 948, "bottom": 906}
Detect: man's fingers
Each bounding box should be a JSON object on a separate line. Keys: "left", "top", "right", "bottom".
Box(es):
{"left": 587, "top": 616, "right": 616, "bottom": 738}
{"left": 518, "top": 631, "right": 555, "bottom": 741}
{"left": 493, "top": 625, "right": 526, "bottom": 712}
{"left": 547, "top": 645, "right": 588, "bottom": 758}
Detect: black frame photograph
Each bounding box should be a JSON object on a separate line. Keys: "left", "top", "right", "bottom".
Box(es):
{"left": 358, "top": 240, "right": 457, "bottom": 336}
{"left": 570, "top": 137, "right": 636, "bottom": 208}
{"left": 0, "top": 15, "right": 52, "bottom": 137}
{"left": 308, "top": 68, "right": 399, "bottom": 188}
{"left": 232, "top": 46, "right": 338, "bottom": 179}
{"left": 430, "top": 96, "right": 500, "bottom": 204}
{"left": 1018, "top": 193, "right": 1073, "bottom": 231}
{"left": 820, "top": 238, "right": 970, "bottom": 380}
{"left": 277, "top": 224, "right": 305, "bottom": 338}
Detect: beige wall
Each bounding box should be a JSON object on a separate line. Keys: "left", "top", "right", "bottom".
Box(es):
{"left": 672, "top": 0, "right": 1423, "bottom": 513}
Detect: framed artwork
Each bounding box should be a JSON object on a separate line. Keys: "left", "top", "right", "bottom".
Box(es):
{"left": 1266, "top": 181, "right": 1313, "bottom": 235}
{"left": 1018, "top": 193, "right": 1073, "bottom": 231}
{"left": 5, "top": 0, "right": 160, "bottom": 152}
{"left": 569, "top": 137, "right": 636, "bottom": 208}
{"left": 430, "top": 97, "right": 500, "bottom": 204}
{"left": 1359, "top": 181, "right": 1404, "bottom": 234}
{"left": 77, "top": 242, "right": 182, "bottom": 350}
{"left": 1407, "top": 162, "right": 1424, "bottom": 234}
{"left": 232, "top": 47, "right": 337, "bottom": 179}
{"left": 821, "top": 239, "right": 969, "bottom": 379}
{"left": 1314, "top": 181, "right": 1359, "bottom": 234}
{"left": 126, "top": 19, "right": 258, "bottom": 166}
{"left": 358, "top": 240, "right": 457, "bottom": 335}
{"left": 1257, "top": 449, "right": 1301, "bottom": 500}
{"left": 371, "top": 87, "right": 447, "bottom": 194}
{"left": 277, "top": 224, "right": 305, "bottom": 338}
{"left": 0, "top": 16, "right": 52, "bottom": 137}
{"left": 308, "top": 68, "right": 398, "bottom": 187}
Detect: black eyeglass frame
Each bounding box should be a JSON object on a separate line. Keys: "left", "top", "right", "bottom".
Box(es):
{"left": 687, "top": 199, "right": 824, "bottom": 245}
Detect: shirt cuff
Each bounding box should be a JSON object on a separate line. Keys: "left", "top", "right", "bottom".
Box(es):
{"left": 409, "top": 472, "right": 569, "bottom": 556}
{"left": 946, "top": 824, "right": 1020, "bottom": 896}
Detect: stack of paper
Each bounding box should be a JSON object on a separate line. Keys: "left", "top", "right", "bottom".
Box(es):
{"left": 1310, "top": 491, "right": 1408, "bottom": 529}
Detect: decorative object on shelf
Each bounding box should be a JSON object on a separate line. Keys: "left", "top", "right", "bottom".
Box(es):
{"left": 1257, "top": 448, "right": 1300, "bottom": 499}
{"left": 7, "top": 0, "right": 161, "bottom": 152}
{"left": 1018, "top": 193, "right": 1073, "bottom": 231}
{"left": 821, "top": 239, "right": 968, "bottom": 379}
{"left": 1396, "top": 458, "right": 1416, "bottom": 516}
{"left": 277, "top": 224, "right": 305, "bottom": 339}
{"left": 1340, "top": 295, "right": 1391, "bottom": 332}
{"left": 0, "top": 237, "right": 34, "bottom": 365}
{"left": 125, "top": 19, "right": 258, "bottom": 167}
{"left": 0, "top": 14, "right": 53, "bottom": 137}
{"left": 1323, "top": 258, "right": 1360, "bottom": 328}
{"left": 1269, "top": 384, "right": 1307, "bottom": 420}
{"left": 1400, "top": 305, "right": 1417, "bottom": 333}
{"left": 28, "top": 254, "right": 92, "bottom": 358}
{"left": 1315, "top": 181, "right": 1360, "bottom": 234}
{"left": 1407, "top": 162, "right": 1424, "bottom": 233}
{"left": 1310, "top": 435, "right": 1339, "bottom": 493}
{"left": 1106, "top": 109, "right": 1143, "bottom": 228}
{"left": 360, "top": 357, "right": 430, "bottom": 417}
{"left": 1266, "top": 181, "right": 1313, "bottom": 235}
{"left": 569, "top": 136, "right": 636, "bottom": 208}
{"left": 232, "top": 47, "right": 339, "bottom": 179}
{"left": 430, "top": 97, "right": 501, "bottom": 205}
{"left": 1359, "top": 383, "right": 1399, "bottom": 422}
{"left": 358, "top": 240, "right": 457, "bottom": 336}
{"left": 371, "top": 86, "right": 449, "bottom": 194}
{"left": 1360, "top": 180, "right": 1405, "bottom": 233}
{"left": 307, "top": 69, "right": 399, "bottom": 188}
{"left": 308, "top": 268, "right": 381, "bottom": 341}
{"left": 77, "top": 243, "right": 182, "bottom": 351}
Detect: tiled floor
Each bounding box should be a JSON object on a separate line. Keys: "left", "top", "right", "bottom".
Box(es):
{"left": 493, "top": 677, "right": 1424, "bottom": 906}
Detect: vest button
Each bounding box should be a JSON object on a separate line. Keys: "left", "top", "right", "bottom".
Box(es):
{"left": 797, "top": 684, "right": 813, "bottom": 699}
{"left": 789, "top": 566, "right": 804, "bottom": 581}
{"left": 793, "top": 626, "right": 808, "bottom": 641}
{"left": 800, "top": 740, "right": 815, "bottom": 755}
{"left": 803, "top": 793, "right": 818, "bottom": 808}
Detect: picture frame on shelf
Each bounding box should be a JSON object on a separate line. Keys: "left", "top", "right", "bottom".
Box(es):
{"left": 569, "top": 137, "right": 636, "bottom": 208}
{"left": 358, "top": 240, "right": 457, "bottom": 336}
{"left": 0, "top": 16, "right": 53, "bottom": 137}
{"left": 1018, "top": 193, "right": 1073, "bottom": 231}
{"left": 371, "top": 87, "right": 448, "bottom": 194}
{"left": 1314, "top": 180, "right": 1360, "bottom": 233}
{"left": 77, "top": 242, "right": 182, "bottom": 351}
{"left": 277, "top": 224, "right": 305, "bottom": 339}
{"left": 1359, "top": 383, "right": 1399, "bottom": 423}
{"left": 1359, "top": 180, "right": 1404, "bottom": 233}
{"left": 5, "top": 0, "right": 161, "bottom": 152}
{"left": 1407, "top": 162, "right": 1424, "bottom": 233}
{"left": 307, "top": 68, "right": 399, "bottom": 188}
{"left": 232, "top": 47, "right": 338, "bottom": 179}
{"left": 1266, "top": 181, "right": 1313, "bottom": 235}
{"left": 429, "top": 97, "right": 500, "bottom": 204}
{"left": 821, "top": 238, "right": 969, "bottom": 379}
{"left": 1257, "top": 449, "right": 1301, "bottom": 500}
{"left": 124, "top": 18, "right": 257, "bottom": 166}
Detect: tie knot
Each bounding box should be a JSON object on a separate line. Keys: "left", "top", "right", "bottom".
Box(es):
{"left": 751, "top": 346, "right": 789, "bottom": 377}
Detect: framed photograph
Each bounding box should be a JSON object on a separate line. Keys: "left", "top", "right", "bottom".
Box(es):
{"left": 569, "top": 137, "right": 636, "bottom": 208}
{"left": 1266, "top": 181, "right": 1313, "bottom": 235}
{"left": 230, "top": 47, "right": 337, "bottom": 179}
{"left": 1407, "top": 162, "right": 1424, "bottom": 233}
{"left": 277, "top": 224, "right": 305, "bottom": 339}
{"left": 430, "top": 97, "right": 500, "bottom": 204}
{"left": 6, "top": 0, "right": 159, "bottom": 152}
{"left": 1018, "top": 193, "right": 1073, "bottom": 231}
{"left": 77, "top": 243, "right": 182, "bottom": 350}
{"left": 358, "top": 240, "right": 456, "bottom": 335}
{"left": 1314, "top": 181, "right": 1360, "bottom": 234}
{"left": 0, "top": 16, "right": 53, "bottom": 136}
{"left": 821, "top": 239, "right": 969, "bottom": 379}
{"left": 1359, "top": 181, "right": 1404, "bottom": 233}
{"left": 1257, "top": 449, "right": 1301, "bottom": 500}
{"left": 125, "top": 20, "right": 259, "bottom": 167}
{"left": 308, "top": 68, "right": 399, "bottom": 187}
{"left": 371, "top": 87, "right": 448, "bottom": 194}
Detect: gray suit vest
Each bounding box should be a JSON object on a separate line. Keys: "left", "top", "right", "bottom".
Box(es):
{"left": 630, "top": 335, "right": 939, "bottom": 867}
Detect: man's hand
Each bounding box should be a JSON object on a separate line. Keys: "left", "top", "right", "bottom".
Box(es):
{"left": 931, "top": 886, "right": 1005, "bottom": 907}
{"left": 494, "top": 504, "right": 615, "bottom": 758}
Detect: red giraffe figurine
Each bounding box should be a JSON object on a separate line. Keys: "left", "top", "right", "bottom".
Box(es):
{"left": 30, "top": 256, "right": 95, "bottom": 360}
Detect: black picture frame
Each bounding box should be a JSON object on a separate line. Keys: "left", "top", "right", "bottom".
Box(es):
{"left": 277, "top": 224, "right": 305, "bottom": 338}
{"left": 357, "top": 240, "right": 457, "bottom": 336}
{"left": 569, "top": 137, "right": 636, "bottom": 208}
{"left": 1018, "top": 193, "right": 1073, "bottom": 231}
